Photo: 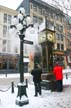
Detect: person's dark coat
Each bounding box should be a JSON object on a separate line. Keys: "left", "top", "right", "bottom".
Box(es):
{"left": 31, "top": 68, "right": 42, "bottom": 83}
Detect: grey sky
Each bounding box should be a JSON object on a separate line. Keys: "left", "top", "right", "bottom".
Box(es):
{"left": 0, "top": 0, "right": 71, "bottom": 16}
{"left": 0, "top": 0, "right": 63, "bottom": 10}
{"left": 0, "top": 0, "right": 23, "bottom": 10}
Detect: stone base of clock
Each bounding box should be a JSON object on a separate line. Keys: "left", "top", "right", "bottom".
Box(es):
{"left": 41, "top": 73, "right": 56, "bottom": 91}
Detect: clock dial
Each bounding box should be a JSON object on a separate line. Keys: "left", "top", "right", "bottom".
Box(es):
{"left": 38, "top": 32, "right": 46, "bottom": 43}
{"left": 47, "top": 33, "right": 53, "bottom": 41}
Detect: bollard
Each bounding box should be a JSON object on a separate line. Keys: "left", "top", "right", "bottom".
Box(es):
{"left": 66, "top": 73, "right": 68, "bottom": 79}
{"left": 25, "top": 79, "right": 28, "bottom": 88}
{"left": 5, "top": 73, "right": 7, "bottom": 77}
{"left": 11, "top": 81, "right": 14, "bottom": 93}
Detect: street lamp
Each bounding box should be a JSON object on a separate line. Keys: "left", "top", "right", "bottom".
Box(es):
{"left": 10, "top": 7, "right": 33, "bottom": 106}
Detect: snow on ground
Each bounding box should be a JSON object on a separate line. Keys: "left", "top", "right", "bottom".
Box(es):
{"left": 0, "top": 73, "right": 31, "bottom": 78}
{"left": 0, "top": 75, "right": 71, "bottom": 108}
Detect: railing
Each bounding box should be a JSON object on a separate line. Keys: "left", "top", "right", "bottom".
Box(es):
{"left": 0, "top": 79, "right": 28, "bottom": 93}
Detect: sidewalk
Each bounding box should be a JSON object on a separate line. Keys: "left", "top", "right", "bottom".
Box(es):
{"left": 0, "top": 76, "right": 71, "bottom": 108}
{"left": 0, "top": 73, "right": 31, "bottom": 78}
{"left": 0, "top": 73, "right": 33, "bottom": 87}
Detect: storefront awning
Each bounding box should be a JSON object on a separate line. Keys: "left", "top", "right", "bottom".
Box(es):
{"left": 53, "top": 50, "right": 64, "bottom": 55}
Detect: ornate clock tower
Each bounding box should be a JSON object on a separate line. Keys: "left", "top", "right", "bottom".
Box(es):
{"left": 38, "top": 27, "right": 56, "bottom": 91}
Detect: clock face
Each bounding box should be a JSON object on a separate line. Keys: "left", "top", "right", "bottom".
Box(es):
{"left": 47, "top": 33, "right": 53, "bottom": 41}
{"left": 38, "top": 32, "right": 46, "bottom": 43}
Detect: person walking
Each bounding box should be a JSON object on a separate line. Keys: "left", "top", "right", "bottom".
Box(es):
{"left": 31, "top": 63, "right": 42, "bottom": 96}
{"left": 53, "top": 62, "right": 63, "bottom": 92}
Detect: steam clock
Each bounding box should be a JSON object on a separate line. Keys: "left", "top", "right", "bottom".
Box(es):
{"left": 38, "top": 27, "right": 56, "bottom": 91}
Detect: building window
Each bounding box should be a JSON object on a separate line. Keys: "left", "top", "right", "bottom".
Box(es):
{"left": 3, "top": 25, "right": 7, "bottom": 37}
{"left": 68, "top": 40, "right": 71, "bottom": 47}
{"left": 4, "top": 13, "right": 7, "bottom": 23}
{"left": 61, "top": 44, "right": 64, "bottom": 50}
{"left": 38, "top": 7, "right": 42, "bottom": 15}
{"left": 49, "top": 22, "right": 54, "bottom": 30}
{"left": 61, "top": 35, "right": 63, "bottom": 41}
{"left": 57, "top": 43, "right": 64, "bottom": 50}
{"left": 2, "top": 40, "right": 7, "bottom": 52}
{"left": 37, "top": 17, "right": 43, "bottom": 24}
{"left": 56, "top": 34, "right": 63, "bottom": 41}
{"left": 50, "top": 13, "right": 54, "bottom": 19}
{"left": 47, "top": 21, "right": 54, "bottom": 30}
{"left": 55, "top": 14, "right": 58, "bottom": 20}
{"left": 0, "top": 55, "right": 19, "bottom": 70}
{"left": 33, "top": 16, "right": 37, "bottom": 23}
{"left": 1, "top": 58, "right": 7, "bottom": 69}
{"left": 59, "top": 17, "right": 63, "bottom": 22}
{"left": 57, "top": 43, "right": 60, "bottom": 50}
{"left": 33, "top": 4, "right": 37, "bottom": 12}
{"left": 59, "top": 25, "right": 63, "bottom": 32}
{"left": 68, "top": 56, "right": 71, "bottom": 63}
{"left": 56, "top": 34, "right": 60, "bottom": 40}
{"left": 7, "top": 40, "right": 11, "bottom": 52}
{"left": 8, "top": 15, "right": 11, "bottom": 24}
{"left": 67, "top": 33, "right": 71, "bottom": 39}
{"left": 42, "top": 9, "right": 46, "bottom": 16}
{"left": 55, "top": 15, "right": 62, "bottom": 22}
{"left": 56, "top": 24, "right": 63, "bottom": 33}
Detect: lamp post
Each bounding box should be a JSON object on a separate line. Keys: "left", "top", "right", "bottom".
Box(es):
{"left": 10, "top": 7, "right": 33, "bottom": 106}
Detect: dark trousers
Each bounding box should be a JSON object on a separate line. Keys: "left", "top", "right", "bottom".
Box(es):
{"left": 34, "top": 82, "right": 41, "bottom": 96}
{"left": 56, "top": 80, "right": 63, "bottom": 92}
